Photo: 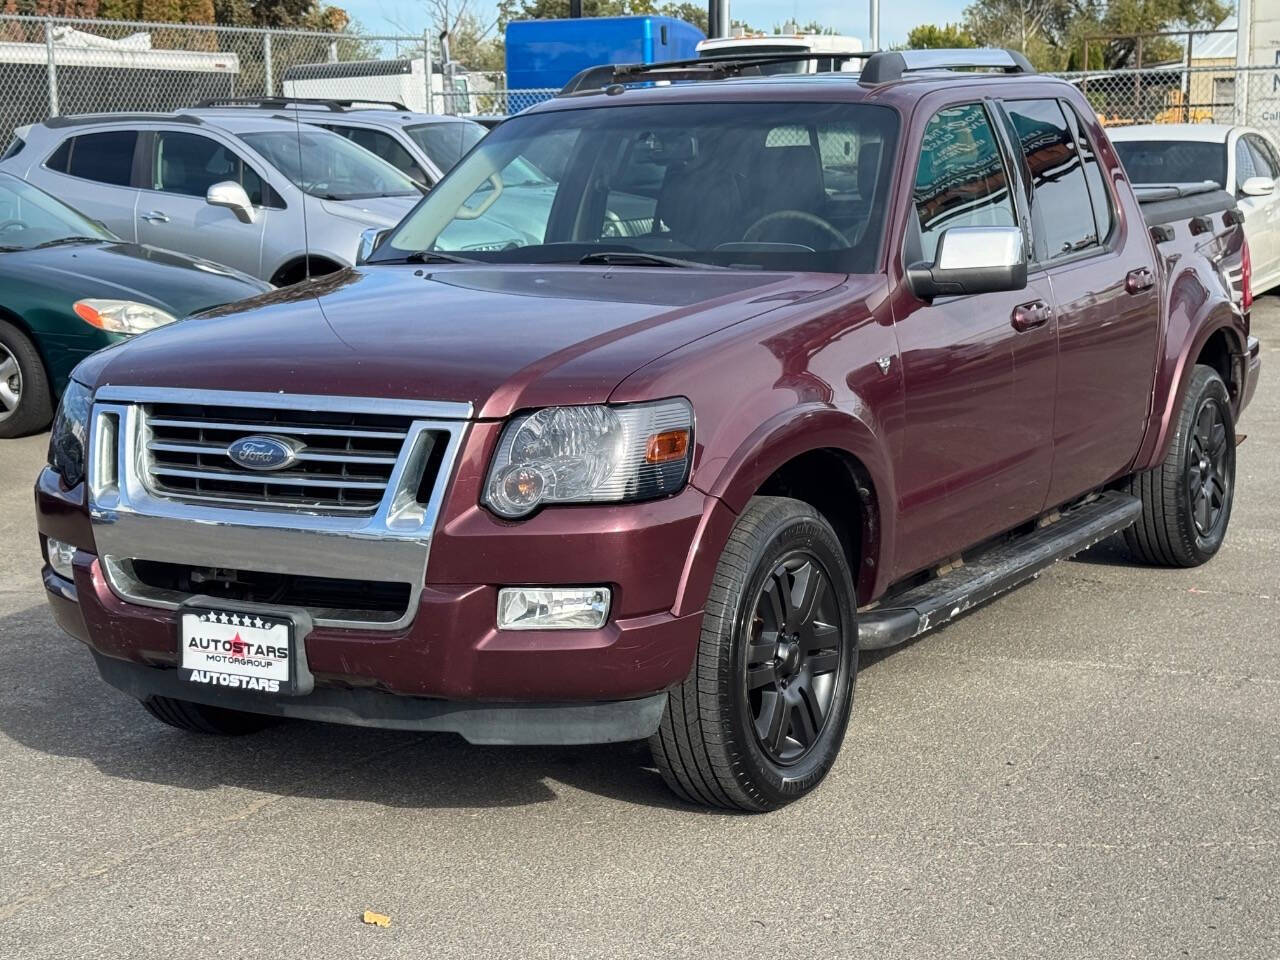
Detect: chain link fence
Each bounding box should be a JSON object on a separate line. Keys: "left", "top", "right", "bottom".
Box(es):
{"left": 1047, "top": 63, "right": 1280, "bottom": 142}
{"left": 0, "top": 14, "right": 561, "bottom": 143}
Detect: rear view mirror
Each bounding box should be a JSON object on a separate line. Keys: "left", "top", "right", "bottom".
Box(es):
{"left": 356, "top": 227, "right": 391, "bottom": 265}
{"left": 908, "top": 226, "right": 1027, "bottom": 301}
{"left": 206, "top": 181, "right": 255, "bottom": 225}
{"left": 1240, "top": 176, "right": 1275, "bottom": 198}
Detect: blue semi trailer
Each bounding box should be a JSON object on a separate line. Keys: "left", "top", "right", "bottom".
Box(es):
{"left": 505, "top": 16, "right": 706, "bottom": 92}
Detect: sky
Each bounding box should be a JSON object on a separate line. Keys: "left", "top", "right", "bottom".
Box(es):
{"left": 341, "top": 0, "right": 971, "bottom": 53}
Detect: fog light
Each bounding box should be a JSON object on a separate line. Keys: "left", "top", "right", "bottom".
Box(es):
{"left": 497, "top": 587, "right": 610, "bottom": 631}
{"left": 46, "top": 537, "right": 76, "bottom": 581}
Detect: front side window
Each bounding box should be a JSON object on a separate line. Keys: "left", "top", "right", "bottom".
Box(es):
{"left": 1005, "top": 98, "right": 1098, "bottom": 260}
{"left": 1235, "top": 137, "right": 1258, "bottom": 185}
{"left": 1244, "top": 134, "right": 1277, "bottom": 180}
{"left": 376, "top": 101, "right": 900, "bottom": 273}
{"left": 152, "top": 131, "right": 264, "bottom": 205}
{"left": 0, "top": 174, "right": 115, "bottom": 250}
{"left": 46, "top": 130, "right": 138, "bottom": 186}
{"left": 912, "top": 102, "right": 1017, "bottom": 263}
{"left": 239, "top": 128, "right": 421, "bottom": 202}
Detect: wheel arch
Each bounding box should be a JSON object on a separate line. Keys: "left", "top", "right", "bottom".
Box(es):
{"left": 1135, "top": 301, "right": 1248, "bottom": 472}
{"left": 677, "top": 405, "right": 895, "bottom": 614}
{"left": 268, "top": 254, "right": 346, "bottom": 287}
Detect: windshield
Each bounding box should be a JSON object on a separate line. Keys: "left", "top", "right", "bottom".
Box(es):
{"left": 1113, "top": 139, "right": 1228, "bottom": 188}
{"left": 374, "top": 101, "right": 899, "bottom": 272}
{"left": 407, "top": 120, "right": 487, "bottom": 172}
{"left": 0, "top": 174, "right": 115, "bottom": 250}
{"left": 240, "top": 128, "right": 421, "bottom": 200}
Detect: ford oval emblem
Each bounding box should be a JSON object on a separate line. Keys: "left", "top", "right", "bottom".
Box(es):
{"left": 227, "top": 435, "right": 301, "bottom": 472}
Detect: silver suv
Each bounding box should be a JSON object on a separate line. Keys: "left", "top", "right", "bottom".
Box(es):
{"left": 1, "top": 110, "right": 430, "bottom": 285}
{"left": 215, "top": 98, "right": 490, "bottom": 188}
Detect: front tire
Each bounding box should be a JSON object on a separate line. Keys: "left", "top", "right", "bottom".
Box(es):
{"left": 140, "top": 696, "right": 275, "bottom": 736}
{"left": 0, "top": 318, "right": 53, "bottom": 439}
{"left": 650, "top": 496, "right": 858, "bottom": 811}
{"left": 1125, "top": 364, "right": 1236, "bottom": 567}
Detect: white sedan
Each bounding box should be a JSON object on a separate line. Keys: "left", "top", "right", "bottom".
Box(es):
{"left": 1109, "top": 123, "right": 1280, "bottom": 294}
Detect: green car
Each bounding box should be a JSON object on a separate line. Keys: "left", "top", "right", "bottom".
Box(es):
{"left": 0, "top": 172, "right": 271, "bottom": 438}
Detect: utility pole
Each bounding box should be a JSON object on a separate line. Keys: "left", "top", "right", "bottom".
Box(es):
{"left": 708, "top": 0, "right": 729, "bottom": 38}
{"left": 870, "top": 0, "right": 879, "bottom": 50}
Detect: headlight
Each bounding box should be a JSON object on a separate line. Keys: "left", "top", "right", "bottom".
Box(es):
{"left": 73, "top": 299, "right": 178, "bottom": 335}
{"left": 484, "top": 399, "right": 693, "bottom": 518}
{"left": 48, "top": 379, "right": 92, "bottom": 487}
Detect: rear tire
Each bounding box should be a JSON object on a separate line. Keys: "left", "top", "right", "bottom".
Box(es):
{"left": 140, "top": 696, "right": 275, "bottom": 736}
{"left": 649, "top": 496, "right": 858, "bottom": 812}
{"left": 1125, "top": 364, "right": 1235, "bottom": 567}
{"left": 0, "top": 318, "right": 53, "bottom": 439}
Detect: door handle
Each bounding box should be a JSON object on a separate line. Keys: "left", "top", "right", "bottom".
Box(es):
{"left": 139, "top": 210, "right": 170, "bottom": 223}
{"left": 1011, "top": 299, "right": 1051, "bottom": 332}
{"left": 1125, "top": 267, "right": 1155, "bottom": 293}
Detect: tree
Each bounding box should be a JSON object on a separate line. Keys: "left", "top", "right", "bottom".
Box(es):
{"left": 904, "top": 23, "right": 975, "bottom": 48}
{"left": 958, "top": 0, "right": 1231, "bottom": 70}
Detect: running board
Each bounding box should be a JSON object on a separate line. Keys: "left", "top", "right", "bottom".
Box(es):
{"left": 858, "top": 491, "right": 1142, "bottom": 650}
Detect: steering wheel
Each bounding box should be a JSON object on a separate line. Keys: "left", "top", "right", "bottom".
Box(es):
{"left": 743, "top": 210, "right": 847, "bottom": 249}
{"left": 0, "top": 220, "right": 26, "bottom": 235}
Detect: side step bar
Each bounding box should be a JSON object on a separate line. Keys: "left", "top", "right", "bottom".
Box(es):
{"left": 858, "top": 491, "right": 1142, "bottom": 650}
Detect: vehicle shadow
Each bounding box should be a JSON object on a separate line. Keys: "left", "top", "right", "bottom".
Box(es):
{"left": 0, "top": 601, "right": 718, "bottom": 815}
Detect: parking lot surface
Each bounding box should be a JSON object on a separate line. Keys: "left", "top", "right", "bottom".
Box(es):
{"left": 2, "top": 300, "right": 1277, "bottom": 959}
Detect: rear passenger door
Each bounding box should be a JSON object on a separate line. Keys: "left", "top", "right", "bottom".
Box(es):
{"left": 1000, "top": 97, "right": 1160, "bottom": 506}
{"left": 39, "top": 129, "right": 141, "bottom": 241}
{"left": 135, "top": 129, "right": 269, "bottom": 277}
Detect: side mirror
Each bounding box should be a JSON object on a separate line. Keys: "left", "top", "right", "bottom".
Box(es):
{"left": 907, "top": 225, "right": 1027, "bottom": 302}
{"left": 1239, "top": 175, "right": 1275, "bottom": 198}
{"left": 356, "top": 227, "right": 391, "bottom": 265}
{"left": 206, "top": 181, "right": 255, "bottom": 224}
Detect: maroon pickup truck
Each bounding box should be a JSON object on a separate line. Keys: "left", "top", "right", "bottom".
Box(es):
{"left": 35, "top": 50, "right": 1261, "bottom": 810}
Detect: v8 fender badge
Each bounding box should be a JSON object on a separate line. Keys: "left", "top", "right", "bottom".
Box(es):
{"left": 227, "top": 435, "right": 303, "bottom": 471}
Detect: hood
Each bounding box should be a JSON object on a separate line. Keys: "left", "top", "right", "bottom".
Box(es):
{"left": 81, "top": 263, "right": 846, "bottom": 418}
{"left": 0, "top": 241, "right": 269, "bottom": 316}
{"left": 319, "top": 195, "right": 420, "bottom": 229}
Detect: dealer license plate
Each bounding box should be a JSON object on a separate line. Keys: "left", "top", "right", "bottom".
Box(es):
{"left": 179, "top": 608, "right": 295, "bottom": 695}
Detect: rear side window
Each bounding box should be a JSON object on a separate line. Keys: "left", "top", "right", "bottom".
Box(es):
{"left": 912, "top": 102, "right": 1017, "bottom": 263}
{"left": 45, "top": 130, "right": 138, "bottom": 186}
{"left": 1062, "top": 104, "right": 1114, "bottom": 247}
{"left": 1004, "top": 99, "right": 1098, "bottom": 260}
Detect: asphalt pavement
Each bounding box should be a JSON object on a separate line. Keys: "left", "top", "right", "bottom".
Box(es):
{"left": 1, "top": 299, "right": 1277, "bottom": 959}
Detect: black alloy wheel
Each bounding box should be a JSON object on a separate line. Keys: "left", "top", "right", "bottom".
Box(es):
{"left": 743, "top": 555, "right": 843, "bottom": 766}
{"left": 1187, "top": 395, "right": 1231, "bottom": 538}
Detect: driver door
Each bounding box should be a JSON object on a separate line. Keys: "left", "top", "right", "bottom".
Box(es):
{"left": 889, "top": 100, "right": 1058, "bottom": 579}
{"left": 135, "top": 128, "right": 269, "bottom": 278}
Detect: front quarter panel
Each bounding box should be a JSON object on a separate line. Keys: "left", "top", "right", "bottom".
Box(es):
{"left": 610, "top": 275, "right": 903, "bottom": 606}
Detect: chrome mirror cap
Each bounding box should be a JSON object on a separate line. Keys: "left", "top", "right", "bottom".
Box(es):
{"left": 206, "top": 181, "right": 255, "bottom": 225}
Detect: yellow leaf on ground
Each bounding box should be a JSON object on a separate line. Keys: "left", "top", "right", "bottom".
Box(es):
{"left": 362, "top": 911, "right": 391, "bottom": 928}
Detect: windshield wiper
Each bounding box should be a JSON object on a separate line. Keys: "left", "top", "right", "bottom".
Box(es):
{"left": 578, "top": 251, "right": 722, "bottom": 269}
{"left": 33, "top": 236, "right": 106, "bottom": 249}
{"left": 402, "top": 250, "right": 482, "bottom": 264}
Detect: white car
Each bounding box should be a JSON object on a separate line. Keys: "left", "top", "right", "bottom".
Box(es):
{"left": 1109, "top": 124, "right": 1280, "bottom": 293}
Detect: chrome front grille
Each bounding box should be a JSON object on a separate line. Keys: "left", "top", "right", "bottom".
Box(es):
{"left": 142, "top": 402, "right": 418, "bottom": 514}
{"left": 87, "top": 388, "right": 473, "bottom": 630}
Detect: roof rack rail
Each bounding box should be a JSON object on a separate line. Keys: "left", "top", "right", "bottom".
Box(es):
{"left": 857, "top": 48, "right": 1034, "bottom": 85}
{"left": 559, "top": 50, "right": 873, "bottom": 95}
{"left": 45, "top": 112, "right": 202, "bottom": 128}
{"left": 558, "top": 47, "right": 1035, "bottom": 96}
{"left": 193, "top": 96, "right": 411, "bottom": 112}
